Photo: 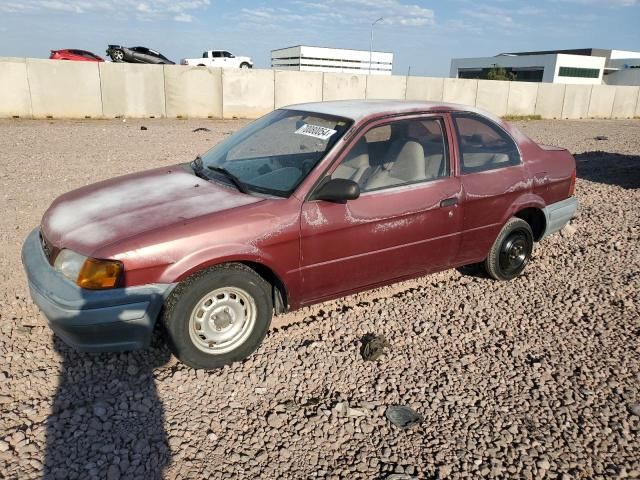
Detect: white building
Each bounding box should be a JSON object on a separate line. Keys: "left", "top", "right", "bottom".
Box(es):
{"left": 450, "top": 48, "right": 640, "bottom": 86}
{"left": 271, "top": 45, "right": 393, "bottom": 75}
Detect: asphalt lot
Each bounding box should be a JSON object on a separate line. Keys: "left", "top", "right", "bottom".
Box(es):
{"left": 0, "top": 117, "right": 638, "bottom": 479}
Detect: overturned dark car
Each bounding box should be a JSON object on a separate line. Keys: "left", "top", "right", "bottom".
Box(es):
{"left": 106, "top": 45, "right": 175, "bottom": 64}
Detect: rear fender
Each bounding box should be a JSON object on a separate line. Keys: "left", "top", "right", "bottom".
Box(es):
{"left": 499, "top": 193, "right": 546, "bottom": 229}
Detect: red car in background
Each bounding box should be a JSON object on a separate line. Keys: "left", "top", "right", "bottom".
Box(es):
{"left": 49, "top": 49, "right": 104, "bottom": 62}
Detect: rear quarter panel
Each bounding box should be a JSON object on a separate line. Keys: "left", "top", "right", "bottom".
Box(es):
{"left": 526, "top": 144, "right": 576, "bottom": 205}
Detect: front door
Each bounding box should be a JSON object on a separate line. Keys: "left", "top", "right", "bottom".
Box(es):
{"left": 299, "top": 115, "right": 463, "bottom": 304}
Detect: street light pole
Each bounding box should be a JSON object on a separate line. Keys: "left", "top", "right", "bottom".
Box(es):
{"left": 369, "top": 17, "right": 383, "bottom": 75}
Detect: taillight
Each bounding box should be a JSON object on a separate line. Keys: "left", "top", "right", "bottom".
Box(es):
{"left": 568, "top": 169, "right": 576, "bottom": 197}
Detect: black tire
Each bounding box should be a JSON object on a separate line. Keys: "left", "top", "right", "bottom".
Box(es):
{"left": 240, "top": 62, "right": 251, "bottom": 69}
{"left": 484, "top": 217, "right": 534, "bottom": 281}
{"left": 111, "top": 49, "right": 125, "bottom": 62}
{"left": 162, "top": 263, "right": 272, "bottom": 369}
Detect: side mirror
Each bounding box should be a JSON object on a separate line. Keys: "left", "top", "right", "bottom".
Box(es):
{"left": 312, "top": 178, "right": 360, "bottom": 203}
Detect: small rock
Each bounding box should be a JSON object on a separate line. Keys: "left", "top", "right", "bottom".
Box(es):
{"left": 140, "top": 126, "right": 147, "bottom": 131}
{"left": 560, "top": 224, "right": 577, "bottom": 237}
{"left": 536, "top": 459, "right": 550, "bottom": 470}
{"left": 334, "top": 401, "right": 369, "bottom": 418}
{"left": 0, "top": 440, "right": 9, "bottom": 452}
{"left": 628, "top": 402, "right": 640, "bottom": 417}
{"left": 126, "top": 364, "right": 139, "bottom": 376}
{"left": 385, "top": 405, "right": 423, "bottom": 429}
{"left": 107, "top": 464, "right": 120, "bottom": 480}
{"left": 438, "top": 464, "right": 453, "bottom": 478}
{"left": 360, "top": 334, "right": 390, "bottom": 361}
{"left": 267, "top": 413, "right": 285, "bottom": 428}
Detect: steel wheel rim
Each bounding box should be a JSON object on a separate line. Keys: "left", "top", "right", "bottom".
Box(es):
{"left": 189, "top": 287, "right": 256, "bottom": 355}
{"left": 499, "top": 230, "right": 530, "bottom": 275}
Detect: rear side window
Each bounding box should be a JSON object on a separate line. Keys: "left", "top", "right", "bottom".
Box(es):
{"left": 453, "top": 114, "right": 520, "bottom": 174}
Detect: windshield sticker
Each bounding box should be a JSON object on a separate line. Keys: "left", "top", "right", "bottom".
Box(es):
{"left": 295, "top": 124, "right": 337, "bottom": 141}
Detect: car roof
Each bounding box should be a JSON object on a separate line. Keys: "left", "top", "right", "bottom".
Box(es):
{"left": 287, "top": 100, "right": 478, "bottom": 121}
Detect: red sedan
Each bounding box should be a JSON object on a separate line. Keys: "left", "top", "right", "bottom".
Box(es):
{"left": 22, "top": 101, "right": 578, "bottom": 369}
{"left": 49, "top": 49, "right": 104, "bottom": 62}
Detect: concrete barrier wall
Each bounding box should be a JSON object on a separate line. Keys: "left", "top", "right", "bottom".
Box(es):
{"left": 366, "top": 75, "right": 407, "bottom": 100}
{"left": 1, "top": 59, "right": 639, "bottom": 120}
{"left": 405, "top": 77, "right": 444, "bottom": 101}
{"left": 101, "top": 63, "right": 166, "bottom": 118}
{"left": 28, "top": 59, "right": 102, "bottom": 118}
{"left": 274, "top": 71, "right": 323, "bottom": 109}
{"left": 587, "top": 85, "right": 616, "bottom": 118}
{"left": 506, "top": 82, "right": 538, "bottom": 116}
{"left": 322, "top": 73, "right": 367, "bottom": 101}
{"left": 611, "top": 86, "right": 639, "bottom": 118}
{"left": 535, "top": 83, "right": 565, "bottom": 119}
{"left": 164, "top": 66, "right": 222, "bottom": 119}
{"left": 442, "top": 79, "right": 478, "bottom": 105}
{"left": 476, "top": 80, "right": 509, "bottom": 116}
{"left": 562, "top": 85, "right": 592, "bottom": 119}
{"left": 0, "top": 59, "right": 31, "bottom": 118}
{"left": 222, "top": 69, "right": 274, "bottom": 119}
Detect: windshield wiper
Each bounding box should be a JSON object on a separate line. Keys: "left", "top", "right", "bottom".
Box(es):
{"left": 190, "top": 155, "right": 211, "bottom": 180}
{"left": 207, "top": 165, "right": 250, "bottom": 194}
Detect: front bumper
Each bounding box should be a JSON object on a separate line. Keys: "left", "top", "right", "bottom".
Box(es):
{"left": 541, "top": 197, "right": 579, "bottom": 239}
{"left": 21, "top": 228, "right": 176, "bottom": 352}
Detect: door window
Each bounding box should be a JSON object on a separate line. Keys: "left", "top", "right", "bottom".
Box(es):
{"left": 332, "top": 117, "right": 449, "bottom": 193}
{"left": 453, "top": 114, "right": 520, "bottom": 174}
{"left": 212, "top": 51, "right": 223, "bottom": 58}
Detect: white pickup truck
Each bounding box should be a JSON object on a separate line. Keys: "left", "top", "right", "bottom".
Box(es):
{"left": 180, "top": 50, "right": 253, "bottom": 69}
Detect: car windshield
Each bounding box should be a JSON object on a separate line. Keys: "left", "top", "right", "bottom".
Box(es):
{"left": 198, "top": 109, "right": 352, "bottom": 197}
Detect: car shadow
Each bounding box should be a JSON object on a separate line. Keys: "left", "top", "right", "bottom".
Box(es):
{"left": 575, "top": 151, "right": 640, "bottom": 189}
{"left": 44, "top": 329, "right": 172, "bottom": 480}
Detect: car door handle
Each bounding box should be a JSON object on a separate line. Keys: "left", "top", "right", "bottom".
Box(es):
{"left": 440, "top": 197, "right": 458, "bottom": 207}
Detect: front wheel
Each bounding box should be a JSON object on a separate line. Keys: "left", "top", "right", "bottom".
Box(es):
{"left": 240, "top": 62, "right": 250, "bottom": 69}
{"left": 162, "top": 264, "right": 273, "bottom": 369}
{"left": 484, "top": 217, "right": 533, "bottom": 281}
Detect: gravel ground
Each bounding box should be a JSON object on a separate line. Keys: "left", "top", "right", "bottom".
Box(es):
{"left": 0, "top": 117, "right": 638, "bottom": 480}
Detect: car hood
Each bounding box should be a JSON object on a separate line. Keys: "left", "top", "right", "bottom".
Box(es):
{"left": 41, "top": 166, "right": 263, "bottom": 256}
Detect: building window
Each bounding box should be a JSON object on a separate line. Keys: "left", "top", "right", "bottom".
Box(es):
{"left": 558, "top": 67, "right": 600, "bottom": 78}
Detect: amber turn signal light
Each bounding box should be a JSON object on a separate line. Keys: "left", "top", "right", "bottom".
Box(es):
{"left": 76, "top": 258, "right": 123, "bottom": 289}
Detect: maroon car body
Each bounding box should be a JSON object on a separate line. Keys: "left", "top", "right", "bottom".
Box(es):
{"left": 22, "top": 100, "right": 577, "bottom": 368}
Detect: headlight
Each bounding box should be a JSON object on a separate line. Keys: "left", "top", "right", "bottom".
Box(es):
{"left": 54, "top": 249, "right": 123, "bottom": 289}
{"left": 54, "top": 249, "right": 87, "bottom": 282}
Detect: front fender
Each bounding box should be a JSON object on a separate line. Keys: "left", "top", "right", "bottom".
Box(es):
{"left": 157, "top": 243, "right": 297, "bottom": 304}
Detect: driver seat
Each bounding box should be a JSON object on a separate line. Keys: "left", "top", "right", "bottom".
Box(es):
{"left": 332, "top": 139, "right": 370, "bottom": 185}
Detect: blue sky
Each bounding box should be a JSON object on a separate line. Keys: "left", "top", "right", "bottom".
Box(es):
{"left": 0, "top": 0, "right": 638, "bottom": 76}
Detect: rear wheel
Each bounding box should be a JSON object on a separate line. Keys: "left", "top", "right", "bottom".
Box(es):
{"left": 111, "top": 49, "right": 125, "bottom": 62}
{"left": 484, "top": 218, "right": 533, "bottom": 281}
{"left": 162, "top": 264, "right": 273, "bottom": 369}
